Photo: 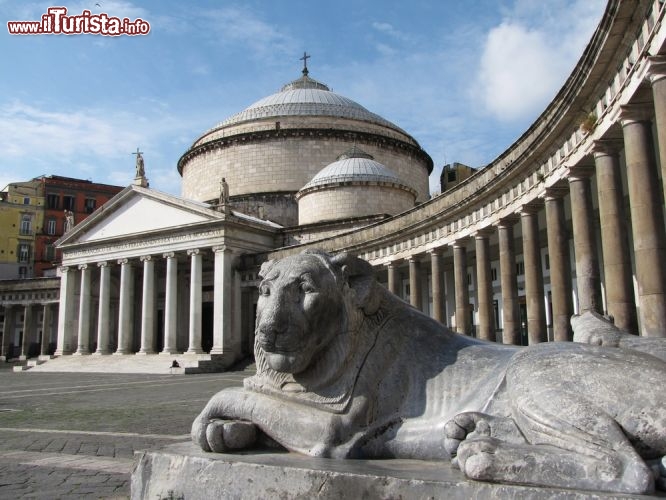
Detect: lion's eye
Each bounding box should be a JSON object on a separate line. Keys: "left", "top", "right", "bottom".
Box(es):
{"left": 259, "top": 284, "right": 270, "bottom": 296}
{"left": 299, "top": 282, "right": 316, "bottom": 294}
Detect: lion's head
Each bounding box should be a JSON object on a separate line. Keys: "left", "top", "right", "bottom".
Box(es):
{"left": 253, "top": 250, "right": 381, "bottom": 377}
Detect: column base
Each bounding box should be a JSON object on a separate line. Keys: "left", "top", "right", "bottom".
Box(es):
{"left": 92, "top": 350, "right": 111, "bottom": 356}
{"left": 136, "top": 351, "right": 156, "bottom": 356}
{"left": 113, "top": 350, "right": 132, "bottom": 356}
{"left": 185, "top": 348, "right": 204, "bottom": 355}
{"left": 0, "top": 356, "right": 6, "bottom": 362}
{"left": 38, "top": 355, "right": 54, "bottom": 361}
{"left": 72, "top": 350, "right": 90, "bottom": 356}
{"left": 159, "top": 350, "right": 181, "bottom": 356}
{"left": 18, "top": 355, "right": 27, "bottom": 361}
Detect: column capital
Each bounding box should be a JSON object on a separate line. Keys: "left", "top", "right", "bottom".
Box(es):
{"left": 616, "top": 103, "right": 653, "bottom": 127}
{"left": 212, "top": 245, "right": 232, "bottom": 254}
{"left": 427, "top": 248, "right": 443, "bottom": 256}
{"left": 117, "top": 258, "right": 130, "bottom": 265}
{"left": 495, "top": 215, "right": 520, "bottom": 228}
{"left": 567, "top": 165, "right": 595, "bottom": 182}
{"left": 97, "top": 261, "right": 109, "bottom": 268}
{"left": 543, "top": 186, "right": 569, "bottom": 201}
{"left": 645, "top": 55, "right": 666, "bottom": 85}
{"left": 448, "top": 237, "right": 469, "bottom": 249}
{"left": 408, "top": 254, "right": 422, "bottom": 264}
{"left": 519, "top": 201, "right": 543, "bottom": 216}
{"left": 78, "top": 264, "right": 88, "bottom": 271}
{"left": 140, "top": 255, "right": 153, "bottom": 263}
{"left": 59, "top": 265, "right": 70, "bottom": 274}
{"left": 163, "top": 252, "right": 176, "bottom": 259}
{"left": 386, "top": 259, "right": 403, "bottom": 268}
{"left": 472, "top": 228, "right": 493, "bottom": 239}
{"left": 187, "top": 248, "right": 200, "bottom": 257}
{"left": 590, "top": 139, "right": 622, "bottom": 158}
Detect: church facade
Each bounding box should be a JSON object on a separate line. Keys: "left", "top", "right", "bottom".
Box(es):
{"left": 16, "top": 0, "right": 666, "bottom": 372}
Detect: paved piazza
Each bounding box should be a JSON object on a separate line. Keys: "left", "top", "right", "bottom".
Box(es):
{"left": 0, "top": 365, "right": 251, "bottom": 499}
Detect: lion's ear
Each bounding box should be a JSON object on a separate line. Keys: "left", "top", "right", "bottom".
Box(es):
{"left": 258, "top": 259, "right": 276, "bottom": 279}
{"left": 331, "top": 253, "right": 380, "bottom": 315}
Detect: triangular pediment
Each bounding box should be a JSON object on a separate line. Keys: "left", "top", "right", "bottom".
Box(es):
{"left": 59, "top": 186, "right": 222, "bottom": 245}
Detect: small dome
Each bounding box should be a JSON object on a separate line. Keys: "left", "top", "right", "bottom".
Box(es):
{"left": 299, "top": 147, "right": 415, "bottom": 193}
{"left": 217, "top": 73, "right": 407, "bottom": 134}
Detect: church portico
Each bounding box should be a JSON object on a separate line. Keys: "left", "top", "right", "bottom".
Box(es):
{"left": 43, "top": 185, "right": 277, "bottom": 372}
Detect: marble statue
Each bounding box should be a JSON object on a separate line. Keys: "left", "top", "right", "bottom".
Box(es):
{"left": 192, "top": 250, "right": 666, "bottom": 495}
{"left": 63, "top": 210, "right": 75, "bottom": 233}
{"left": 219, "top": 177, "right": 229, "bottom": 205}
{"left": 135, "top": 150, "right": 145, "bottom": 178}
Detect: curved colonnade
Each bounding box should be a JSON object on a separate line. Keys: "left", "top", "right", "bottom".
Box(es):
{"left": 269, "top": 0, "right": 666, "bottom": 342}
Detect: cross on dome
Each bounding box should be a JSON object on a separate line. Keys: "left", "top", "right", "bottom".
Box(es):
{"left": 300, "top": 51, "right": 310, "bottom": 76}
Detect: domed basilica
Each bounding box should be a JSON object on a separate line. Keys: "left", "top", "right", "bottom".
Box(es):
{"left": 30, "top": 0, "right": 666, "bottom": 373}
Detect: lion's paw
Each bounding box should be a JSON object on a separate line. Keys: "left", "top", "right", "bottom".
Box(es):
{"left": 444, "top": 412, "right": 525, "bottom": 464}
{"left": 205, "top": 419, "right": 258, "bottom": 453}
{"left": 192, "top": 417, "right": 258, "bottom": 453}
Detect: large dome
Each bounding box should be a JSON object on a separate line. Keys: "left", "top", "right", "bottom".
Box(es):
{"left": 217, "top": 74, "right": 407, "bottom": 135}
{"left": 178, "top": 68, "right": 433, "bottom": 227}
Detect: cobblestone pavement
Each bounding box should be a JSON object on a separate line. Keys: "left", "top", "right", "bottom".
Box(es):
{"left": 0, "top": 364, "right": 251, "bottom": 499}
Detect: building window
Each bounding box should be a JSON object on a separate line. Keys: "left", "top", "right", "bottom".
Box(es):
{"left": 46, "top": 219, "right": 57, "bottom": 235}
{"left": 23, "top": 197, "right": 30, "bottom": 205}
{"left": 44, "top": 244, "right": 55, "bottom": 261}
{"left": 63, "top": 195, "right": 76, "bottom": 210}
{"left": 544, "top": 253, "right": 550, "bottom": 271}
{"left": 18, "top": 267, "right": 27, "bottom": 279}
{"left": 46, "top": 193, "right": 59, "bottom": 209}
{"left": 18, "top": 244, "right": 30, "bottom": 263}
{"left": 491, "top": 267, "right": 498, "bottom": 282}
{"left": 447, "top": 170, "right": 457, "bottom": 182}
{"left": 516, "top": 261, "right": 525, "bottom": 276}
{"left": 20, "top": 215, "right": 32, "bottom": 235}
{"left": 84, "top": 198, "right": 96, "bottom": 213}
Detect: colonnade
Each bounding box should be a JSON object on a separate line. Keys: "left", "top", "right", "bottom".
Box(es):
{"left": 0, "top": 302, "right": 57, "bottom": 360}
{"left": 383, "top": 94, "right": 666, "bottom": 341}
{"left": 55, "top": 245, "right": 241, "bottom": 358}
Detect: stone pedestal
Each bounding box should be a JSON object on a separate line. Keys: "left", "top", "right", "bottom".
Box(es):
{"left": 131, "top": 443, "right": 645, "bottom": 500}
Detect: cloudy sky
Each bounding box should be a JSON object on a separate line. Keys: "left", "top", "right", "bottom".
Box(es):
{"left": 0, "top": 0, "right": 606, "bottom": 196}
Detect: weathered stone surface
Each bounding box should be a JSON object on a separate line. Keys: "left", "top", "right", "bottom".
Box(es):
{"left": 572, "top": 311, "right": 666, "bottom": 362}
{"left": 132, "top": 442, "right": 653, "bottom": 500}
{"left": 192, "top": 251, "right": 666, "bottom": 495}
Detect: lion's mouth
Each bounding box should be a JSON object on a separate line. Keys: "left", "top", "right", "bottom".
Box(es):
{"left": 256, "top": 333, "right": 301, "bottom": 354}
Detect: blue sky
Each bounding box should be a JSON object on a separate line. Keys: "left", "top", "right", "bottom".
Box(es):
{"left": 0, "top": 0, "right": 606, "bottom": 196}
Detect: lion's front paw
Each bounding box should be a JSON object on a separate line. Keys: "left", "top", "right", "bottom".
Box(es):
{"left": 444, "top": 412, "right": 525, "bottom": 465}
{"left": 192, "top": 417, "right": 258, "bottom": 453}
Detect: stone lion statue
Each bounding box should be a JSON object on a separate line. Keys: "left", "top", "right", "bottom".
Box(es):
{"left": 192, "top": 250, "right": 666, "bottom": 495}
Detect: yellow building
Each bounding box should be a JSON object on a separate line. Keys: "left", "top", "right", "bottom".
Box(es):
{"left": 0, "top": 179, "right": 44, "bottom": 279}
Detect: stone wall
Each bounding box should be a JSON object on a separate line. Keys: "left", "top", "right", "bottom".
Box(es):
{"left": 181, "top": 136, "right": 429, "bottom": 204}
{"left": 298, "top": 185, "right": 416, "bottom": 225}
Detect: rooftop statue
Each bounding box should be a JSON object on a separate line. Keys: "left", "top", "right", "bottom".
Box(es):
{"left": 192, "top": 250, "right": 666, "bottom": 495}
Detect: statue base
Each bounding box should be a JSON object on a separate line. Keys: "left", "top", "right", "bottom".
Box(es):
{"left": 131, "top": 442, "right": 653, "bottom": 499}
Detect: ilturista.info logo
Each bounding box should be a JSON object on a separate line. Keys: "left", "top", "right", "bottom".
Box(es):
{"left": 7, "top": 7, "right": 150, "bottom": 36}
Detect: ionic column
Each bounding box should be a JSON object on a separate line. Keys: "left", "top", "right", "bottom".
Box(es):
{"left": 94, "top": 262, "right": 111, "bottom": 355}
{"left": 474, "top": 230, "right": 494, "bottom": 341}
{"left": 186, "top": 249, "right": 204, "bottom": 354}
{"left": 646, "top": 56, "right": 666, "bottom": 209}
{"left": 544, "top": 188, "right": 574, "bottom": 341}
{"left": 161, "top": 253, "right": 178, "bottom": 354}
{"left": 408, "top": 256, "right": 422, "bottom": 310}
{"left": 19, "top": 305, "right": 34, "bottom": 360}
{"left": 619, "top": 105, "right": 666, "bottom": 337}
{"left": 452, "top": 241, "right": 470, "bottom": 335}
{"left": 429, "top": 249, "right": 443, "bottom": 322}
{"left": 115, "top": 258, "right": 134, "bottom": 355}
{"left": 1, "top": 305, "right": 14, "bottom": 360}
{"left": 211, "top": 246, "right": 234, "bottom": 357}
{"left": 386, "top": 261, "right": 400, "bottom": 296}
{"left": 137, "top": 255, "right": 156, "bottom": 355}
{"left": 55, "top": 266, "right": 77, "bottom": 355}
{"left": 40, "top": 303, "right": 53, "bottom": 357}
{"left": 497, "top": 218, "right": 520, "bottom": 345}
{"left": 521, "top": 205, "right": 547, "bottom": 344}
{"left": 592, "top": 141, "right": 637, "bottom": 332}
{"left": 568, "top": 166, "right": 602, "bottom": 314}
{"left": 74, "top": 264, "right": 91, "bottom": 355}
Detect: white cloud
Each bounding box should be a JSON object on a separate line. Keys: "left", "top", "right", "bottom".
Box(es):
{"left": 475, "top": 0, "right": 605, "bottom": 122}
